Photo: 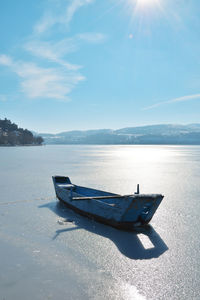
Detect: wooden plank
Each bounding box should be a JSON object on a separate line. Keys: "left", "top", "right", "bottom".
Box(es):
{"left": 72, "top": 194, "right": 132, "bottom": 201}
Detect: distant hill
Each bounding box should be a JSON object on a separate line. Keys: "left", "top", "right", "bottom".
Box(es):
{"left": 39, "top": 124, "right": 200, "bottom": 145}
{"left": 0, "top": 118, "right": 44, "bottom": 146}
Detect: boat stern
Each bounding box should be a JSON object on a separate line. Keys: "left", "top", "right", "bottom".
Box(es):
{"left": 121, "top": 194, "right": 164, "bottom": 225}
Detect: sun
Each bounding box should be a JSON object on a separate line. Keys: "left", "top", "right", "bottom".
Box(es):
{"left": 136, "top": 0, "right": 158, "bottom": 6}
{"left": 127, "top": 0, "right": 160, "bottom": 9}
{"left": 125, "top": 0, "right": 162, "bottom": 33}
{"left": 126, "top": 0, "right": 161, "bottom": 13}
{"left": 124, "top": 0, "right": 162, "bottom": 24}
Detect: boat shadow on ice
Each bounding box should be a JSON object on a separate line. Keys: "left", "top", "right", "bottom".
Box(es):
{"left": 40, "top": 200, "right": 168, "bottom": 260}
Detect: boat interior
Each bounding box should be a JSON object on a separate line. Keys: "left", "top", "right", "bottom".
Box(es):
{"left": 54, "top": 176, "right": 123, "bottom": 205}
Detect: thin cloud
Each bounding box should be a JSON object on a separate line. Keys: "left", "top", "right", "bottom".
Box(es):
{"left": 34, "top": 0, "right": 94, "bottom": 35}
{"left": 0, "top": 54, "right": 13, "bottom": 66}
{"left": 0, "top": 0, "right": 106, "bottom": 102}
{"left": 77, "top": 32, "right": 106, "bottom": 43}
{"left": 0, "top": 54, "right": 85, "bottom": 100}
{"left": 34, "top": 13, "right": 56, "bottom": 35}
{"left": 24, "top": 39, "right": 81, "bottom": 70}
{"left": 17, "top": 62, "right": 85, "bottom": 100}
{"left": 24, "top": 32, "right": 106, "bottom": 68}
{"left": 0, "top": 94, "right": 7, "bottom": 102}
{"left": 143, "top": 93, "right": 200, "bottom": 110}
{"left": 65, "top": 0, "right": 94, "bottom": 25}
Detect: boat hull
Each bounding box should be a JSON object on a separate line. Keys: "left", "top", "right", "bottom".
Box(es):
{"left": 52, "top": 176, "right": 164, "bottom": 229}
{"left": 57, "top": 194, "right": 141, "bottom": 229}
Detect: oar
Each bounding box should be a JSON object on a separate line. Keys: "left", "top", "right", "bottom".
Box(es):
{"left": 72, "top": 194, "right": 133, "bottom": 201}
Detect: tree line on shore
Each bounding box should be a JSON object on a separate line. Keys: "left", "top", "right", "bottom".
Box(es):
{"left": 0, "top": 118, "right": 44, "bottom": 146}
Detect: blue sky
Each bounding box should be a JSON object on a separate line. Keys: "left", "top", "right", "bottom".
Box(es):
{"left": 0, "top": 0, "right": 200, "bottom": 133}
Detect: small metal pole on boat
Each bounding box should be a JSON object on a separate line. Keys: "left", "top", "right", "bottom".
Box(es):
{"left": 135, "top": 184, "right": 140, "bottom": 194}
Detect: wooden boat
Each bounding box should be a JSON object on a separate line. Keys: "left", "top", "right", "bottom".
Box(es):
{"left": 52, "top": 176, "right": 164, "bottom": 229}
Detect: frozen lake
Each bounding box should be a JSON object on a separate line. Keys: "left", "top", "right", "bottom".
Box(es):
{"left": 0, "top": 145, "right": 200, "bottom": 299}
